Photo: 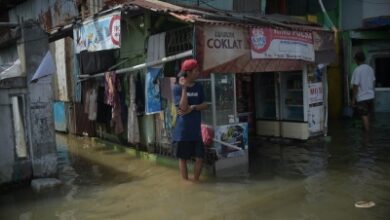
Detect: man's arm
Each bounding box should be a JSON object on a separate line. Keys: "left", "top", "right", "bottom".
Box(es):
{"left": 191, "top": 103, "right": 208, "bottom": 111}
{"left": 178, "top": 86, "right": 189, "bottom": 111}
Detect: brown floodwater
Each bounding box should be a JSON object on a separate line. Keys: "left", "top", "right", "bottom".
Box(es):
{"left": 1, "top": 114, "right": 389, "bottom": 220}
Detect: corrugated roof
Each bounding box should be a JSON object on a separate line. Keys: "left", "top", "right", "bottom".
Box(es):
{"left": 126, "top": 0, "right": 187, "bottom": 13}
{"left": 123, "top": 0, "right": 329, "bottom": 31}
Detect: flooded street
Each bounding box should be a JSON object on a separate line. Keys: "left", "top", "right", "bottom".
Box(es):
{"left": 1, "top": 115, "right": 390, "bottom": 220}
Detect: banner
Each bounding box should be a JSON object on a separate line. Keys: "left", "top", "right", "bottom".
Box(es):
{"left": 308, "top": 105, "right": 324, "bottom": 133}
{"left": 74, "top": 12, "right": 121, "bottom": 53}
{"left": 145, "top": 67, "right": 162, "bottom": 115}
{"left": 308, "top": 82, "right": 323, "bottom": 105}
{"left": 195, "top": 24, "right": 307, "bottom": 75}
{"left": 198, "top": 25, "right": 248, "bottom": 72}
{"left": 250, "top": 28, "right": 315, "bottom": 61}
{"left": 214, "top": 123, "right": 248, "bottom": 158}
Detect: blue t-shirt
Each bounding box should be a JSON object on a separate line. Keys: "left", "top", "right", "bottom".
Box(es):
{"left": 172, "top": 82, "right": 205, "bottom": 141}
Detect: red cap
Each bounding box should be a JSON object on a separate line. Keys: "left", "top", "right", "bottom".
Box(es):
{"left": 180, "top": 59, "right": 198, "bottom": 72}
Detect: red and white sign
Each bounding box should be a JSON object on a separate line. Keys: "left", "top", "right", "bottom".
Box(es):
{"left": 309, "top": 82, "right": 323, "bottom": 105}
{"left": 110, "top": 15, "right": 121, "bottom": 46}
{"left": 250, "top": 28, "right": 315, "bottom": 62}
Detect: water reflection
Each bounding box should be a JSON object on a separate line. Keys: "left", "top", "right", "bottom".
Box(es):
{"left": 0, "top": 115, "right": 389, "bottom": 220}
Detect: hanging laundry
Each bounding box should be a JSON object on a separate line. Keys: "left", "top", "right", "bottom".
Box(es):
{"left": 96, "top": 87, "right": 112, "bottom": 124}
{"left": 104, "top": 72, "right": 116, "bottom": 105}
{"left": 104, "top": 71, "right": 124, "bottom": 134}
{"left": 128, "top": 74, "right": 140, "bottom": 144}
{"left": 135, "top": 72, "right": 145, "bottom": 116}
{"left": 83, "top": 81, "right": 93, "bottom": 114}
{"left": 147, "top": 32, "right": 166, "bottom": 68}
{"left": 88, "top": 88, "right": 97, "bottom": 121}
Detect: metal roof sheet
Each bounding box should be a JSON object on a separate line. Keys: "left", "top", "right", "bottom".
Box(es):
{"left": 123, "top": 0, "right": 329, "bottom": 32}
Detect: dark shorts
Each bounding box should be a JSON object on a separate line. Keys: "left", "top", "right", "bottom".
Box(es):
{"left": 173, "top": 141, "right": 205, "bottom": 160}
{"left": 355, "top": 99, "right": 374, "bottom": 116}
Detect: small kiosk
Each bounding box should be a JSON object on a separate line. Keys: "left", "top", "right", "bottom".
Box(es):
{"left": 192, "top": 23, "right": 334, "bottom": 175}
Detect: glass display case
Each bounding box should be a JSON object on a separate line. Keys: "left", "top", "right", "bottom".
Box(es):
{"left": 198, "top": 79, "right": 212, "bottom": 125}
{"left": 254, "top": 73, "right": 277, "bottom": 120}
{"left": 198, "top": 74, "right": 236, "bottom": 126}
{"left": 214, "top": 74, "right": 236, "bottom": 125}
{"left": 280, "top": 72, "right": 304, "bottom": 121}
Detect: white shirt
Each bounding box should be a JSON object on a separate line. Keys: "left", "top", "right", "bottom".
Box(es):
{"left": 351, "top": 64, "right": 375, "bottom": 102}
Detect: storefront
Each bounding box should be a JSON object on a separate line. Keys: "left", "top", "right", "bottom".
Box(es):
{"left": 192, "top": 23, "right": 334, "bottom": 174}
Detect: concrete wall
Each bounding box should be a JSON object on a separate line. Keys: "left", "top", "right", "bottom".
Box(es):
{"left": 0, "top": 86, "right": 31, "bottom": 184}
{"left": 51, "top": 38, "right": 70, "bottom": 102}
{"left": 22, "top": 21, "right": 57, "bottom": 178}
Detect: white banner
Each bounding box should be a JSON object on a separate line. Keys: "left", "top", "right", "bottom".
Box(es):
{"left": 250, "top": 28, "right": 315, "bottom": 61}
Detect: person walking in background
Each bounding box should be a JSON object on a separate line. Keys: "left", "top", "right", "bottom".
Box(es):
{"left": 351, "top": 51, "right": 376, "bottom": 132}
{"left": 172, "top": 59, "right": 208, "bottom": 182}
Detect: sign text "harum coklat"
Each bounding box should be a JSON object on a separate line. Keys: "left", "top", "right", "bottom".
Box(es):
{"left": 207, "top": 32, "right": 243, "bottom": 49}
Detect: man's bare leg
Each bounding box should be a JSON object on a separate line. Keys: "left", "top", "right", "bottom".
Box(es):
{"left": 179, "top": 159, "right": 188, "bottom": 180}
{"left": 362, "top": 115, "right": 370, "bottom": 132}
{"left": 194, "top": 158, "right": 203, "bottom": 182}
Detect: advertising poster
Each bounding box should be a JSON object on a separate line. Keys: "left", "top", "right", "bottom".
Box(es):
{"left": 214, "top": 123, "right": 248, "bottom": 158}
{"left": 160, "top": 77, "right": 177, "bottom": 141}
{"left": 308, "top": 105, "right": 324, "bottom": 133}
{"left": 250, "top": 28, "right": 315, "bottom": 61}
{"left": 74, "top": 12, "right": 121, "bottom": 53}
{"left": 309, "top": 82, "right": 323, "bottom": 105}
{"left": 145, "top": 67, "right": 162, "bottom": 115}
{"left": 308, "top": 79, "right": 324, "bottom": 133}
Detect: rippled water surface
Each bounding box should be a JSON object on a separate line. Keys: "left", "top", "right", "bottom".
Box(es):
{"left": 1, "top": 114, "right": 389, "bottom": 220}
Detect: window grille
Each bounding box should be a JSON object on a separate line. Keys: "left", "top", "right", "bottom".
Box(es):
{"left": 165, "top": 26, "right": 193, "bottom": 56}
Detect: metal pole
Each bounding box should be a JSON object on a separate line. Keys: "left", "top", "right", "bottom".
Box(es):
{"left": 211, "top": 73, "right": 217, "bottom": 128}
{"left": 79, "top": 50, "right": 193, "bottom": 79}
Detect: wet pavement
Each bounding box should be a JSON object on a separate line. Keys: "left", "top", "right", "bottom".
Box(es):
{"left": 1, "top": 114, "right": 389, "bottom": 220}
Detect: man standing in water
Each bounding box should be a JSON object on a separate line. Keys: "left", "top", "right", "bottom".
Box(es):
{"left": 173, "top": 59, "right": 208, "bottom": 181}
{"left": 351, "top": 51, "right": 376, "bottom": 131}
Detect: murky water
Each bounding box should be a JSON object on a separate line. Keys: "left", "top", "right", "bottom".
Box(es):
{"left": 1, "top": 114, "right": 389, "bottom": 220}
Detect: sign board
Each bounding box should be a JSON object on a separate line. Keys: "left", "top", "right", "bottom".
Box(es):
{"left": 74, "top": 12, "right": 121, "bottom": 53}
{"left": 201, "top": 25, "right": 248, "bottom": 72}
{"left": 308, "top": 82, "right": 323, "bottom": 105}
{"left": 250, "top": 28, "right": 315, "bottom": 61}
